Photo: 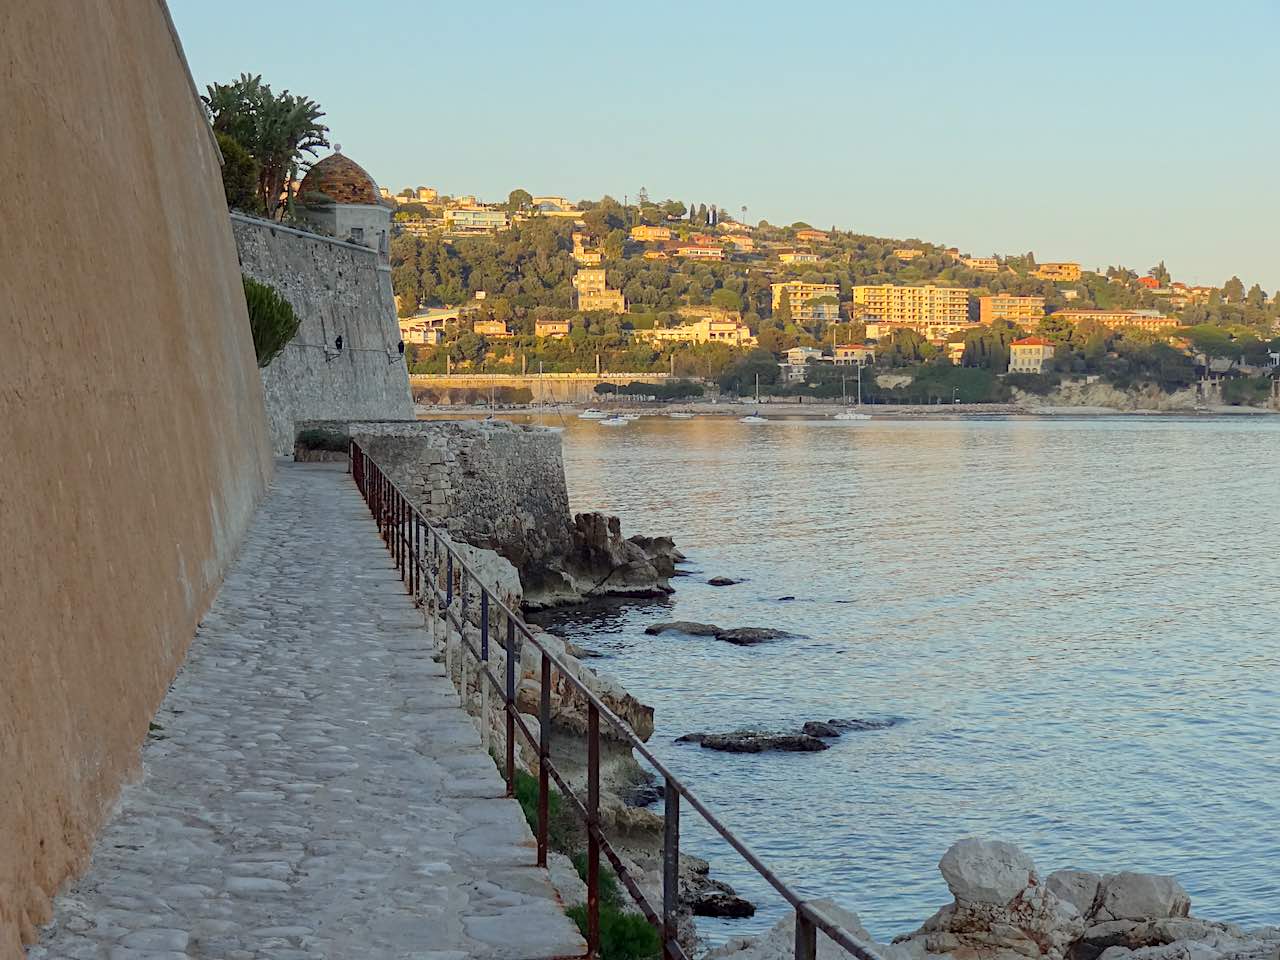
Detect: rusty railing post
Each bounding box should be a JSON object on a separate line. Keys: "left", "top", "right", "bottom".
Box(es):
{"left": 505, "top": 616, "right": 516, "bottom": 796}
{"left": 663, "top": 781, "right": 680, "bottom": 958}
{"left": 537, "top": 651, "right": 551, "bottom": 867}
{"left": 795, "top": 908, "right": 817, "bottom": 960}
{"left": 587, "top": 702, "right": 601, "bottom": 957}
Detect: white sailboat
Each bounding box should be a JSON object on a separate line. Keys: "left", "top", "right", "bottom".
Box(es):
{"left": 833, "top": 365, "right": 872, "bottom": 421}
{"left": 739, "top": 374, "right": 768, "bottom": 423}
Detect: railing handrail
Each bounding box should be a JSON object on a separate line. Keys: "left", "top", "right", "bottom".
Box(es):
{"left": 348, "top": 439, "right": 884, "bottom": 960}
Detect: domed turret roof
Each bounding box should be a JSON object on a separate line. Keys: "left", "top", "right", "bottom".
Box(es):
{"left": 297, "top": 151, "right": 380, "bottom": 206}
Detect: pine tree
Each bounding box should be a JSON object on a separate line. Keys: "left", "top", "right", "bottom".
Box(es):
{"left": 688, "top": 201, "right": 696, "bottom": 222}
{"left": 775, "top": 290, "right": 792, "bottom": 325}
{"left": 710, "top": 205, "right": 718, "bottom": 226}
{"left": 697, "top": 203, "right": 708, "bottom": 226}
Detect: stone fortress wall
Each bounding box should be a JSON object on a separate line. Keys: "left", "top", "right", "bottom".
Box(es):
{"left": 232, "top": 215, "right": 414, "bottom": 456}
{"left": 0, "top": 2, "right": 274, "bottom": 955}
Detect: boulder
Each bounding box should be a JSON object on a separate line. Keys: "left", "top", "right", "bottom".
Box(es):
{"left": 1070, "top": 918, "right": 1257, "bottom": 960}
{"left": 645, "top": 621, "right": 723, "bottom": 637}
{"left": 676, "top": 731, "right": 830, "bottom": 753}
{"left": 708, "top": 576, "right": 742, "bottom": 586}
{"left": 1092, "top": 874, "right": 1190, "bottom": 923}
{"left": 939, "top": 839, "right": 1039, "bottom": 906}
{"left": 716, "top": 627, "right": 790, "bottom": 645}
{"left": 803, "top": 721, "right": 843, "bottom": 738}
{"left": 1047, "top": 871, "right": 1102, "bottom": 918}
{"left": 560, "top": 512, "right": 674, "bottom": 600}
{"left": 628, "top": 534, "right": 685, "bottom": 578}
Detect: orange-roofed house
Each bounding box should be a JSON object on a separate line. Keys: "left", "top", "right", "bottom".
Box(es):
{"left": 1008, "top": 336, "right": 1055, "bottom": 374}
{"left": 795, "top": 228, "right": 830, "bottom": 243}
{"left": 1137, "top": 275, "right": 1160, "bottom": 289}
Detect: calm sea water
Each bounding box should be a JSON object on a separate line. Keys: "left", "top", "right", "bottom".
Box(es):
{"left": 533, "top": 414, "right": 1280, "bottom": 943}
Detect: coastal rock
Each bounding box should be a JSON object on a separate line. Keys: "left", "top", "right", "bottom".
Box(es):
{"left": 1092, "top": 873, "right": 1191, "bottom": 923}
{"left": 561, "top": 512, "right": 675, "bottom": 599}
{"left": 1069, "top": 919, "right": 1259, "bottom": 960}
{"left": 716, "top": 627, "right": 790, "bottom": 645}
{"left": 645, "top": 621, "right": 723, "bottom": 637}
{"left": 832, "top": 717, "right": 899, "bottom": 732}
{"left": 675, "top": 731, "right": 830, "bottom": 753}
{"left": 803, "top": 721, "right": 843, "bottom": 738}
{"left": 708, "top": 576, "right": 742, "bottom": 586}
{"left": 1047, "top": 871, "right": 1102, "bottom": 918}
{"left": 629, "top": 534, "right": 685, "bottom": 578}
{"left": 939, "top": 839, "right": 1039, "bottom": 905}
{"left": 707, "top": 897, "right": 888, "bottom": 960}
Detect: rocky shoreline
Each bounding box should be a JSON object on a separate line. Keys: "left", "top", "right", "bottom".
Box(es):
{"left": 711, "top": 839, "right": 1280, "bottom": 960}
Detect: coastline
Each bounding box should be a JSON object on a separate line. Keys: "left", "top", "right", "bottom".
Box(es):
{"left": 416, "top": 400, "right": 1278, "bottom": 420}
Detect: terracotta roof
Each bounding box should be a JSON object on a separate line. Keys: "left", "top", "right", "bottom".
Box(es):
{"left": 297, "top": 152, "right": 381, "bottom": 206}
{"left": 1012, "top": 336, "right": 1053, "bottom": 346}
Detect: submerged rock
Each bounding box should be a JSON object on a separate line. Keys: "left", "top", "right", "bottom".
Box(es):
{"left": 716, "top": 627, "right": 790, "bottom": 645}
{"left": 676, "top": 731, "right": 829, "bottom": 753}
{"left": 708, "top": 576, "right": 742, "bottom": 586}
{"left": 645, "top": 620, "right": 723, "bottom": 636}
{"left": 802, "top": 720, "right": 843, "bottom": 738}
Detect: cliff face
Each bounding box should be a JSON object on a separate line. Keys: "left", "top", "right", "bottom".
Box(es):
{"left": 232, "top": 216, "right": 414, "bottom": 456}
{"left": 0, "top": 2, "right": 273, "bottom": 954}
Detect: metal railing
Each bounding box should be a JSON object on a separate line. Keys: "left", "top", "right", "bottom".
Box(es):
{"left": 349, "top": 439, "right": 884, "bottom": 960}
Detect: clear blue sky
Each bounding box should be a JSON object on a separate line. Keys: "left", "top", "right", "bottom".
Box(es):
{"left": 172, "top": 0, "right": 1279, "bottom": 291}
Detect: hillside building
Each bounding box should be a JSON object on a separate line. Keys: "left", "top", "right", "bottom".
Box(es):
{"left": 1008, "top": 336, "right": 1055, "bottom": 374}
{"left": 771, "top": 281, "right": 841, "bottom": 324}
{"left": 978, "top": 295, "right": 1046, "bottom": 325}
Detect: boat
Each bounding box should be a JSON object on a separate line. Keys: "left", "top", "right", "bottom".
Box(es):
{"left": 598, "top": 415, "right": 629, "bottom": 426}
{"left": 578, "top": 408, "right": 608, "bottom": 420}
{"left": 739, "top": 374, "right": 768, "bottom": 423}
{"left": 832, "top": 366, "right": 872, "bottom": 421}
{"left": 667, "top": 411, "right": 695, "bottom": 420}
{"left": 620, "top": 413, "right": 641, "bottom": 421}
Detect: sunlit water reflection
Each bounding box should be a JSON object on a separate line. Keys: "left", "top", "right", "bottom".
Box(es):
{"left": 527, "top": 415, "right": 1280, "bottom": 943}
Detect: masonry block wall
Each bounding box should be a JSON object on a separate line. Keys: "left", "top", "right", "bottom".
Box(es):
{"left": 232, "top": 216, "right": 415, "bottom": 456}
{"left": 0, "top": 3, "right": 273, "bottom": 954}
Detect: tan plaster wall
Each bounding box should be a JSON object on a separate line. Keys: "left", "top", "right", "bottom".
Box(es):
{"left": 0, "top": 2, "right": 273, "bottom": 954}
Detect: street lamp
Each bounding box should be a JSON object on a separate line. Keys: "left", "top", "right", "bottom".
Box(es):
{"left": 952, "top": 386, "right": 960, "bottom": 405}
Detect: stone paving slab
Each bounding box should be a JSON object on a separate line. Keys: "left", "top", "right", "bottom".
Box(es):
{"left": 30, "top": 463, "right": 586, "bottom": 960}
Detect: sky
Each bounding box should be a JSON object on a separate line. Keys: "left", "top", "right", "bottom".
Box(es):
{"left": 172, "top": 0, "right": 1280, "bottom": 290}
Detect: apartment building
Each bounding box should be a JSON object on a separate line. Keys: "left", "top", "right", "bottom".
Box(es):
{"left": 1034, "top": 262, "right": 1082, "bottom": 282}
{"left": 674, "top": 243, "right": 724, "bottom": 261}
{"left": 978, "top": 294, "right": 1046, "bottom": 325}
{"left": 1008, "top": 336, "right": 1055, "bottom": 374}
{"left": 630, "top": 225, "right": 671, "bottom": 242}
{"left": 535, "top": 319, "right": 571, "bottom": 338}
{"left": 852, "top": 284, "right": 971, "bottom": 329}
{"left": 865, "top": 319, "right": 978, "bottom": 341}
{"left": 472, "top": 319, "right": 512, "bottom": 338}
{"left": 833, "top": 343, "right": 875, "bottom": 365}
{"left": 443, "top": 207, "right": 510, "bottom": 232}
{"left": 573, "top": 268, "right": 626, "bottom": 313}
{"left": 893, "top": 248, "right": 924, "bottom": 260}
{"left": 639, "top": 317, "right": 756, "bottom": 347}
{"left": 795, "top": 228, "right": 830, "bottom": 243}
{"left": 723, "top": 234, "right": 755, "bottom": 252}
{"left": 1050, "top": 308, "right": 1178, "bottom": 333}
{"left": 779, "top": 251, "right": 820, "bottom": 264}
{"left": 770, "top": 281, "right": 841, "bottom": 324}
{"left": 962, "top": 256, "right": 999, "bottom": 273}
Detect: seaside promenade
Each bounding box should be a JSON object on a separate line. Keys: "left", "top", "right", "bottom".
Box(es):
{"left": 30, "top": 463, "right": 585, "bottom": 960}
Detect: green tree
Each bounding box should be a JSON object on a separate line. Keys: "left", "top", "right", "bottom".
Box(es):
{"left": 202, "top": 73, "right": 329, "bottom": 219}
{"left": 774, "top": 290, "right": 792, "bottom": 325}
{"left": 1148, "top": 261, "right": 1171, "bottom": 285}
{"left": 242, "top": 276, "right": 300, "bottom": 367}
{"left": 1223, "top": 275, "right": 1245, "bottom": 303}
{"left": 1246, "top": 283, "right": 1266, "bottom": 309}
{"left": 507, "top": 188, "right": 532, "bottom": 213}
{"left": 710, "top": 288, "right": 743, "bottom": 312}
{"left": 214, "top": 131, "right": 262, "bottom": 214}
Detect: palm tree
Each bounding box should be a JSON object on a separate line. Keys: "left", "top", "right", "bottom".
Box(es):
{"left": 203, "top": 74, "right": 330, "bottom": 219}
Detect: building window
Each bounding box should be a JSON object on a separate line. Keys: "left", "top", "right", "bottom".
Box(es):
{"left": 350, "top": 227, "right": 364, "bottom": 242}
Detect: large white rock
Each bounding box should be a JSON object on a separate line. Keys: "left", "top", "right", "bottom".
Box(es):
{"left": 1094, "top": 873, "right": 1191, "bottom": 922}
{"left": 1047, "top": 869, "right": 1102, "bottom": 917}
{"left": 939, "top": 839, "right": 1038, "bottom": 906}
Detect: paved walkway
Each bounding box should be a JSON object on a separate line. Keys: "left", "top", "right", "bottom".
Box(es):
{"left": 32, "top": 463, "right": 585, "bottom": 960}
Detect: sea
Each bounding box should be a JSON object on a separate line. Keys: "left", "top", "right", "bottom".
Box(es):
{"left": 528, "top": 413, "right": 1280, "bottom": 944}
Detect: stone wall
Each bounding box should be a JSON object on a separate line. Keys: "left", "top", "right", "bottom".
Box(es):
{"left": 332, "top": 420, "right": 575, "bottom": 590}
{"left": 0, "top": 3, "right": 273, "bottom": 955}
{"left": 232, "top": 215, "right": 414, "bottom": 456}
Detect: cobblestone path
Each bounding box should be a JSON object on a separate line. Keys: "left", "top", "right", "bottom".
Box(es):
{"left": 32, "top": 463, "right": 585, "bottom": 960}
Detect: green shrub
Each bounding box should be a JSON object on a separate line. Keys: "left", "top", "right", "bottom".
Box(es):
{"left": 565, "top": 904, "right": 660, "bottom": 960}
{"left": 1003, "top": 371, "right": 1061, "bottom": 396}
{"left": 513, "top": 769, "right": 580, "bottom": 853}
{"left": 1221, "top": 376, "right": 1273, "bottom": 406}
{"left": 243, "top": 275, "right": 300, "bottom": 368}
